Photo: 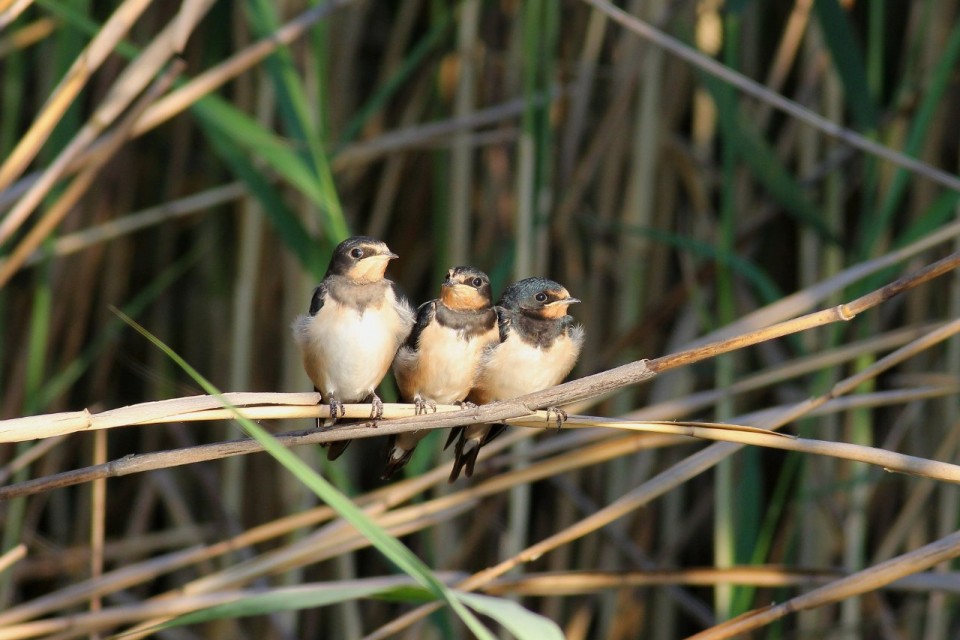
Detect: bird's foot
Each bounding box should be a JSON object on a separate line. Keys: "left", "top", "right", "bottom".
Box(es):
{"left": 328, "top": 397, "right": 346, "bottom": 424}
{"left": 455, "top": 400, "right": 478, "bottom": 410}
{"left": 369, "top": 394, "right": 384, "bottom": 425}
{"left": 413, "top": 395, "right": 437, "bottom": 416}
{"left": 546, "top": 407, "right": 568, "bottom": 431}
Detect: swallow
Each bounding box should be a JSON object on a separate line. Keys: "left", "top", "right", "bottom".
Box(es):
{"left": 292, "top": 236, "right": 415, "bottom": 460}
{"left": 382, "top": 266, "right": 500, "bottom": 479}
{"left": 447, "top": 277, "right": 584, "bottom": 482}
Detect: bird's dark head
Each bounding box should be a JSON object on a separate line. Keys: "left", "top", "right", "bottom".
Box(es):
{"left": 500, "top": 277, "right": 580, "bottom": 320}
{"left": 440, "top": 266, "right": 493, "bottom": 310}
{"left": 327, "top": 236, "right": 398, "bottom": 283}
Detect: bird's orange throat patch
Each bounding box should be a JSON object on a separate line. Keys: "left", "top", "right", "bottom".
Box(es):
{"left": 348, "top": 255, "right": 393, "bottom": 283}
{"left": 540, "top": 302, "right": 572, "bottom": 319}
{"left": 441, "top": 284, "right": 487, "bottom": 310}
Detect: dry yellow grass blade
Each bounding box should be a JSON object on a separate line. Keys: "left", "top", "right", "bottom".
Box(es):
{"left": 22, "top": 182, "right": 247, "bottom": 266}
{"left": 0, "top": 17, "right": 55, "bottom": 56}
{"left": 0, "top": 60, "right": 184, "bottom": 287}
{"left": 0, "top": 544, "right": 26, "bottom": 577}
{"left": 0, "top": 0, "right": 217, "bottom": 251}
{"left": 541, "top": 417, "right": 960, "bottom": 483}
{"left": 485, "top": 567, "right": 960, "bottom": 595}
{"left": 0, "top": 0, "right": 153, "bottom": 199}
{"left": 0, "top": 0, "right": 39, "bottom": 35}
{"left": 689, "top": 529, "right": 960, "bottom": 639}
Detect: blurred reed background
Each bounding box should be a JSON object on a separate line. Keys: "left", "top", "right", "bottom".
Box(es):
{"left": 2, "top": 0, "right": 960, "bottom": 638}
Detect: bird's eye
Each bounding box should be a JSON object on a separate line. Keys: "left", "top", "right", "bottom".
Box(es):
{"left": 350, "top": 248, "right": 364, "bottom": 259}
{"left": 472, "top": 277, "right": 483, "bottom": 287}
{"left": 535, "top": 292, "right": 548, "bottom": 302}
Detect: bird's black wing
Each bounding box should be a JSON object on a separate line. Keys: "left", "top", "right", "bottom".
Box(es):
{"left": 559, "top": 315, "right": 577, "bottom": 333}
{"left": 403, "top": 300, "right": 437, "bottom": 351}
{"left": 389, "top": 280, "right": 415, "bottom": 314}
{"left": 308, "top": 282, "right": 329, "bottom": 315}
{"left": 495, "top": 306, "right": 512, "bottom": 343}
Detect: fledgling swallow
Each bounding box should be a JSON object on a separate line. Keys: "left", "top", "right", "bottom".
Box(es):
{"left": 292, "top": 236, "right": 415, "bottom": 460}
{"left": 383, "top": 266, "right": 499, "bottom": 479}
{"left": 447, "top": 277, "right": 584, "bottom": 482}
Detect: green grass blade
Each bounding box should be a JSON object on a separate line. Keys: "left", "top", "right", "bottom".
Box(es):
{"left": 861, "top": 19, "right": 960, "bottom": 257}
{"left": 812, "top": 0, "right": 879, "bottom": 129}
{"left": 244, "top": 0, "right": 349, "bottom": 241}
{"left": 39, "top": 246, "right": 202, "bottom": 407}
{"left": 152, "top": 583, "right": 435, "bottom": 630}
{"left": 701, "top": 74, "right": 837, "bottom": 244}
{"left": 195, "top": 107, "right": 324, "bottom": 277}
{"left": 338, "top": 7, "right": 453, "bottom": 146}
{"left": 458, "top": 592, "right": 565, "bottom": 640}
{"left": 114, "top": 310, "right": 500, "bottom": 640}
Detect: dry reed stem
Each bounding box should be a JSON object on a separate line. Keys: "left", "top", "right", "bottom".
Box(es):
{"left": 582, "top": 0, "right": 960, "bottom": 194}
{"left": 0, "top": 0, "right": 32, "bottom": 29}
{"left": 106, "top": 434, "right": 691, "bottom": 638}
{"left": 23, "top": 182, "right": 247, "bottom": 266}
{"left": 484, "top": 567, "right": 960, "bottom": 596}
{"left": 1, "top": 385, "right": 956, "bottom": 501}
{"left": 534, "top": 416, "right": 960, "bottom": 483}
{"left": 114, "top": 505, "right": 478, "bottom": 640}
{"left": 688, "top": 529, "right": 960, "bottom": 640}
{"left": 6, "top": 377, "right": 947, "bottom": 635}
{"left": 2, "top": 250, "right": 956, "bottom": 443}
{"left": 363, "top": 304, "right": 960, "bottom": 639}
{"left": 0, "top": 432, "right": 671, "bottom": 633}
{"left": 0, "top": 576, "right": 461, "bottom": 640}
{"left": 0, "top": 250, "right": 956, "bottom": 503}
{"left": 30, "top": 399, "right": 882, "bottom": 636}
{"left": 0, "top": 18, "right": 56, "bottom": 57}
{"left": 2, "top": 465, "right": 463, "bottom": 630}
{"left": 17, "top": 525, "right": 213, "bottom": 579}
{"left": 4, "top": 405, "right": 952, "bottom": 633}
{"left": 0, "top": 0, "right": 217, "bottom": 261}
{"left": 0, "top": 545, "right": 26, "bottom": 577}
{"left": 0, "top": 24, "right": 546, "bottom": 219}
{"left": 0, "top": 59, "right": 185, "bottom": 287}
{"left": 0, "top": 0, "right": 153, "bottom": 198}
{"left": 89, "top": 430, "right": 106, "bottom": 624}
{"left": 132, "top": 0, "right": 356, "bottom": 137}
{"left": 1, "top": 242, "right": 957, "bottom": 636}
{"left": 0, "top": 436, "right": 65, "bottom": 484}
{"left": 872, "top": 421, "right": 960, "bottom": 562}
{"left": 0, "top": 61, "right": 184, "bottom": 287}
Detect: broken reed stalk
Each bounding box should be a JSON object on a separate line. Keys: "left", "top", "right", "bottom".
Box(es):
{"left": 0, "top": 250, "right": 958, "bottom": 502}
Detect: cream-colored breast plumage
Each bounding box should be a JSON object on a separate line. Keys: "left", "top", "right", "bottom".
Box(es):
{"left": 294, "top": 293, "right": 413, "bottom": 402}
{"left": 395, "top": 321, "right": 497, "bottom": 404}
{"left": 474, "top": 325, "right": 584, "bottom": 403}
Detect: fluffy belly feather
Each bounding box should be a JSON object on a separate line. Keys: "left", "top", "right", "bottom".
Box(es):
{"left": 295, "top": 304, "right": 406, "bottom": 401}
{"left": 476, "top": 333, "right": 581, "bottom": 403}
{"left": 395, "top": 323, "right": 495, "bottom": 404}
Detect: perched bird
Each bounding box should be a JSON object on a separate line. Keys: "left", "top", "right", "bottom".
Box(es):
{"left": 292, "top": 236, "right": 415, "bottom": 460}
{"left": 383, "top": 266, "right": 499, "bottom": 479}
{"left": 447, "top": 277, "right": 584, "bottom": 482}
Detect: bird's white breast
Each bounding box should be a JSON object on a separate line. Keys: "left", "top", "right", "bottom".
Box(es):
{"left": 475, "top": 325, "right": 584, "bottom": 403}
{"left": 294, "top": 295, "right": 413, "bottom": 402}
{"left": 395, "top": 322, "right": 496, "bottom": 404}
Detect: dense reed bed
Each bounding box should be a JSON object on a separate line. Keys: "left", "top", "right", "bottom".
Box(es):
{"left": 2, "top": 1, "right": 960, "bottom": 638}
